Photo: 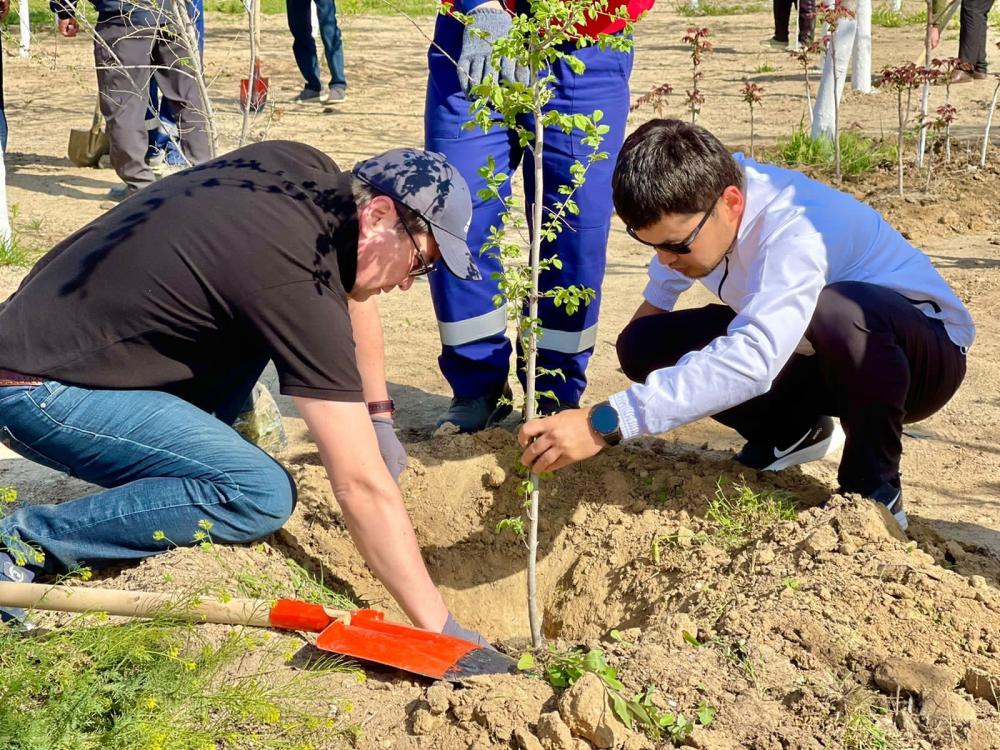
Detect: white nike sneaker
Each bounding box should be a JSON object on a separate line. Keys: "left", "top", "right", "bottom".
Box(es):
{"left": 735, "top": 416, "right": 845, "bottom": 472}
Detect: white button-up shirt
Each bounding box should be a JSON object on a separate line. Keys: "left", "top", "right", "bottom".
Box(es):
{"left": 608, "top": 154, "right": 976, "bottom": 440}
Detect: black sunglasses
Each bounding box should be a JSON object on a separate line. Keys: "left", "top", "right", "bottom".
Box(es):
{"left": 626, "top": 203, "right": 715, "bottom": 255}
{"left": 396, "top": 206, "right": 435, "bottom": 277}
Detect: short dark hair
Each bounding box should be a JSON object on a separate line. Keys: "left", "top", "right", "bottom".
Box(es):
{"left": 352, "top": 178, "right": 431, "bottom": 238}
{"left": 612, "top": 119, "right": 744, "bottom": 231}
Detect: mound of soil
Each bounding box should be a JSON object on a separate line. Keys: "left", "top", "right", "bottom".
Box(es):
{"left": 64, "top": 429, "right": 997, "bottom": 749}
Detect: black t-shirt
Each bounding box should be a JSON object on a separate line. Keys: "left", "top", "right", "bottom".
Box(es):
{"left": 0, "top": 140, "right": 364, "bottom": 412}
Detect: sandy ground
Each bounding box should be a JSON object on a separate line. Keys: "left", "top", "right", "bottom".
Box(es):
{"left": 0, "top": 4, "right": 999, "bottom": 748}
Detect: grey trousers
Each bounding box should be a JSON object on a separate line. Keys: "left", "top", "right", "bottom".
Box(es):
{"left": 94, "top": 21, "right": 211, "bottom": 191}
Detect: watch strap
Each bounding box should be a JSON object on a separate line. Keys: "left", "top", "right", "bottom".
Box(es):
{"left": 367, "top": 399, "right": 395, "bottom": 415}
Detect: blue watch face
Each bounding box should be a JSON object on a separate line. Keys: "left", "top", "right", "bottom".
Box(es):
{"left": 591, "top": 403, "right": 619, "bottom": 434}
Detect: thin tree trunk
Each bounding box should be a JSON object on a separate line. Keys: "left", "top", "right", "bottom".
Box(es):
{"left": 750, "top": 106, "right": 755, "bottom": 159}
{"left": 18, "top": 0, "right": 30, "bottom": 57}
{"left": 526, "top": 70, "right": 544, "bottom": 650}
{"left": 897, "top": 92, "right": 905, "bottom": 195}
{"left": 831, "top": 29, "right": 841, "bottom": 179}
{"left": 916, "top": 0, "right": 932, "bottom": 167}
{"left": 172, "top": 0, "right": 217, "bottom": 157}
{"left": 239, "top": 0, "right": 259, "bottom": 146}
{"left": 0, "top": 144, "right": 10, "bottom": 245}
{"left": 982, "top": 80, "right": 1000, "bottom": 168}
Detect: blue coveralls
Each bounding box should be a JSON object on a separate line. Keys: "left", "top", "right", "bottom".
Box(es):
{"left": 424, "top": 7, "right": 633, "bottom": 409}
{"left": 146, "top": 0, "right": 204, "bottom": 164}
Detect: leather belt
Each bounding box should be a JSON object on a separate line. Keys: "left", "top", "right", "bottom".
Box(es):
{"left": 0, "top": 368, "right": 45, "bottom": 387}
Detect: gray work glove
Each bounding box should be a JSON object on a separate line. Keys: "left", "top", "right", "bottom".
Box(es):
{"left": 457, "top": 8, "right": 530, "bottom": 97}
{"left": 443, "top": 612, "right": 495, "bottom": 649}
{"left": 371, "top": 415, "right": 407, "bottom": 484}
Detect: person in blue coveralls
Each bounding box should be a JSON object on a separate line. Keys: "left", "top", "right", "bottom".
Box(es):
{"left": 424, "top": 0, "right": 654, "bottom": 432}
{"left": 518, "top": 119, "right": 975, "bottom": 532}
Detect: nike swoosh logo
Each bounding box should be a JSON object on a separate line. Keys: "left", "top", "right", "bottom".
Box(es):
{"left": 2, "top": 561, "right": 26, "bottom": 582}
{"left": 773, "top": 428, "right": 813, "bottom": 459}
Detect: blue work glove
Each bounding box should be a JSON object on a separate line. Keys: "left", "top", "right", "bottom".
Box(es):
{"left": 443, "top": 611, "right": 494, "bottom": 648}
{"left": 371, "top": 415, "right": 407, "bottom": 484}
{"left": 457, "top": 8, "right": 530, "bottom": 98}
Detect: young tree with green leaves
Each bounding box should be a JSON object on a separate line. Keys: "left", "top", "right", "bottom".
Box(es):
{"left": 440, "top": 0, "right": 641, "bottom": 645}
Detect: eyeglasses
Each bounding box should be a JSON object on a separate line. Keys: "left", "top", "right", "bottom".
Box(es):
{"left": 398, "top": 212, "right": 435, "bottom": 278}
{"left": 626, "top": 202, "right": 716, "bottom": 255}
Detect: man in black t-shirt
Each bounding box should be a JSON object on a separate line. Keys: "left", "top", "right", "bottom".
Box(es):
{"left": 0, "top": 141, "right": 489, "bottom": 643}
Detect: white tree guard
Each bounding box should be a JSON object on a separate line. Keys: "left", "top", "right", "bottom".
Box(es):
{"left": 851, "top": 0, "right": 872, "bottom": 94}
{"left": 18, "top": 0, "right": 30, "bottom": 57}
{"left": 0, "top": 146, "right": 11, "bottom": 246}
{"left": 890, "top": 0, "right": 901, "bottom": 9}
{"left": 811, "top": 0, "right": 873, "bottom": 140}
{"left": 311, "top": 1, "right": 320, "bottom": 39}
{"left": 688, "top": 0, "right": 700, "bottom": 10}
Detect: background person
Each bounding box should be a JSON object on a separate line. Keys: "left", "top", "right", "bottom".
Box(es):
{"left": 287, "top": 0, "right": 348, "bottom": 103}
{"left": 424, "top": 0, "right": 652, "bottom": 433}
{"left": 518, "top": 119, "right": 975, "bottom": 532}
{"left": 52, "top": 0, "right": 211, "bottom": 200}
{"left": 930, "top": 0, "right": 995, "bottom": 82}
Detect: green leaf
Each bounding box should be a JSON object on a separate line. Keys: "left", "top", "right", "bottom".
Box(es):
{"left": 696, "top": 702, "right": 717, "bottom": 727}
{"left": 609, "top": 692, "right": 633, "bottom": 729}
{"left": 517, "top": 653, "right": 537, "bottom": 671}
{"left": 609, "top": 629, "right": 623, "bottom": 642}
{"left": 682, "top": 630, "right": 702, "bottom": 647}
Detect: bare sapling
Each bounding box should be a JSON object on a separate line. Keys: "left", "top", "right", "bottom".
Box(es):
{"left": 818, "top": 0, "right": 855, "bottom": 180}
{"left": 681, "top": 27, "right": 713, "bottom": 123}
{"left": 741, "top": 79, "right": 764, "bottom": 159}
{"left": 457, "top": 0, "right": 633, "bottom": 647}
{"left": 877, "top": 63, "right": 925, "bottom": 196}
{"left": 238, "top": 0, "right": 261, "bottom": 146}
{"left": 169, "top": 0, "right": 216, "bottom": 156}
{"left": 789, "top": 40, "right": 822, "bottom": 122}
{"left": 981, "top": 44, "right": 1000, "bottom": 169}
{"left": 925, "top": 103, "right": 956, "bottom": 189}
{"left": 630, "top": 82, "right": 673, "bottom": 117}
{"left": 931, "top": 56, "right": 971, "bottom": 162}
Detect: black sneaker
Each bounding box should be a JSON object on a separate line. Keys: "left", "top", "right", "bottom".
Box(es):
{"left": 735, "top": 416, "right": 845, "bottom": 472}
{"left": 868, "top": 482, "right": 908, "bottom": 531}
{"left": 436, "top": 383, "right": 514, "bottom": 434}
{"left": 0, "top": 551, "right": 35, "bottom": 627}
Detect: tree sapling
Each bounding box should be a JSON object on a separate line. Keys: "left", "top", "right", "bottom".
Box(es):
{"left": 741, "top": 78, "right": 764, "bottom": 159}
{"left": 681, "top": 26, "right": 713, "bottom": 123}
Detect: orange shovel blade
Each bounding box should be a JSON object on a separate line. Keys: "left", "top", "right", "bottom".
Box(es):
{"left": 269, "top": 600, "right": 515, "bottom": 681}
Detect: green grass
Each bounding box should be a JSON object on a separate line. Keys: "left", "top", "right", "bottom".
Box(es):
{"left": 752, "top": 61, "right": 777, "bottom": 74}
{"left": 871, "top": 5, "right": 928, "bottom": 27}
{"left": 0, "top": 207, "right": 44, "bottom": 268}
{"left": 705, "top": 479, "right": 797, "bottom": 552}
{"left": 677, "top": 0, "right": 764, "bottom": 16}
{"left": 234, "top": 555, "right": 358, "bottom": 611}
{"left": 0, "top": 612, "right": 362, "bottom": 750}
{"left": 768, "top": 127, "right": 897, "bottom": 178}
{"left": 841, "top": 691, "right": 905, "bottom": 750}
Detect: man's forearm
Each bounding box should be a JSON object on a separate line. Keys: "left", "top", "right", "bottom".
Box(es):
{"left": 335, "top": 477, "right": 449, "bottom": 631}
{"left": 348, "top": 297, "right": 391, "bottom": 405}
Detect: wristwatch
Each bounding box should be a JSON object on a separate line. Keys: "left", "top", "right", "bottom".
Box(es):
{"left": 589, "top": 401, "right": 622, "bottom": 446}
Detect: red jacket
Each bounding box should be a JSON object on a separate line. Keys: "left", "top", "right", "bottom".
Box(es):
{"left": 448, "top": 0, "right": 655, "bottom": 39}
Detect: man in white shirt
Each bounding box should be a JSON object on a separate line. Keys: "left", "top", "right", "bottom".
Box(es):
{"left": 517, "top": 119, "right": 974, "bottom": 530}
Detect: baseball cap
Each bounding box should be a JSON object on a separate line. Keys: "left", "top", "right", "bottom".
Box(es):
{"left": 352, "top": 148, "right": 480, "bottom": 281}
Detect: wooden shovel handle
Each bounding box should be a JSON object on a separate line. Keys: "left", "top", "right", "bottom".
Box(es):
{"left": 0, "top": 581, "right": 309, "bottom": 628}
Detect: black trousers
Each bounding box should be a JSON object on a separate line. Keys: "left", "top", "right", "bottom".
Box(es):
{"left": 95, "top": 21, "right": 212, "bottom": 191}
{"left": 616, "top": 282, "right": 967, "bottom": 495}
{"left": 958, "top": 0, "right": 996, "bottom": 73}
{"left": 773, "top": 0, "right": 816, "bottom": 45}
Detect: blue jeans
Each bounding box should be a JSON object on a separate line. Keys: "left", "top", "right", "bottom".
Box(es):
{"left": 286, "top": 0, "right": 347, "bottom": 90}
{"left": 0, "top": 382, "right": 295, "bottom": 575}
{"left": 424, "top": 14, "right": 633, "bottom": 407}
